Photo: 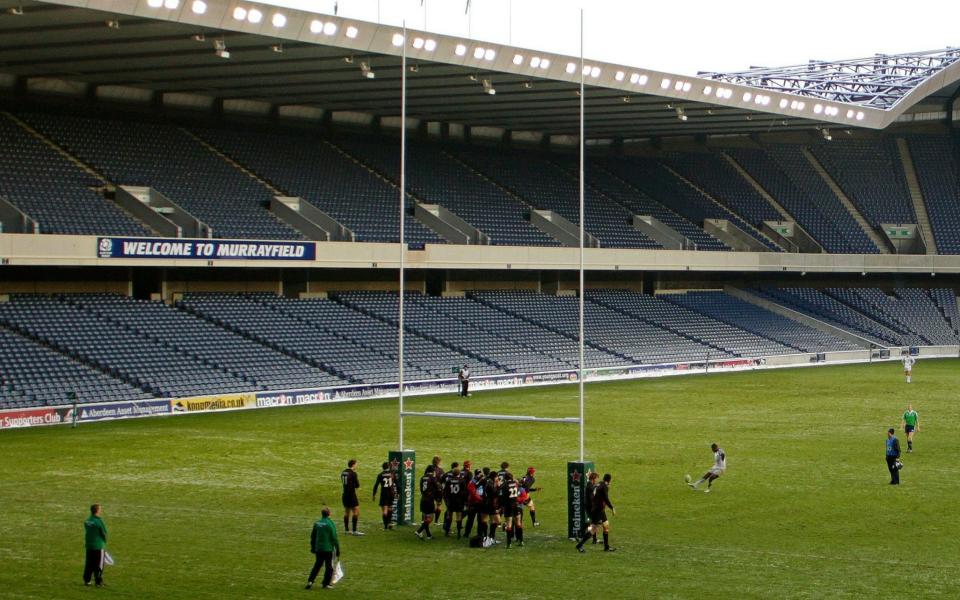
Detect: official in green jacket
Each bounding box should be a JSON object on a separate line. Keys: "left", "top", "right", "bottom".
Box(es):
{"left": 305, "top": 506, "right": 340, "bottom": 590}
{"left": 83, "top": 504, "right": 108, "bottom": 587}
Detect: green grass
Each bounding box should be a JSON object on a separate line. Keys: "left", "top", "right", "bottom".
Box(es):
{"left": 2, "top": 359, "right": 957, "bottom": 599}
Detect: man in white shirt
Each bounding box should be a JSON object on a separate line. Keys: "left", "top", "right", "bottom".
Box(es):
{"left": 458, "top": 364, "right": 471, "bottom": 397}
{"left": 901, "top": 352, "right": 916, "bottom": 384}
{"left": 688, "top": 443, "right": 726, "bottom": 493}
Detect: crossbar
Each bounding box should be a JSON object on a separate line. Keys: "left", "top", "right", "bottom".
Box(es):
{"left": 401, "top": 411, "right": 580, "bottom": 424}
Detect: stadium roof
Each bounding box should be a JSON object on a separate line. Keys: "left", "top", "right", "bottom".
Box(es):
{"left": 1, "top": 0, "right": 958, "bottom": 140}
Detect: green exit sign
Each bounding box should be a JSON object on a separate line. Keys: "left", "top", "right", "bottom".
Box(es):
{"left": 886, "top": 228, "right": 911, "bottom": 238}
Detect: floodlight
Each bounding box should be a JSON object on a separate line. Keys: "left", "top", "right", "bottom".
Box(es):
{"left": 660, "top": 78, "right": 671, "bottom": 89}
{"left": 272, "top": 12, "right": 286, "bottom": 27}
{"left": 345, "top": 25, "right": 357, "bottom": 38}
{"left": 482, "top": 79, "right": 496, "bottom": 95}
{"left": 392, "top": 33, "right": 405, "bottom": 46}
{"left": 846, "top": 109, "right": 854, "bottom": 118}
{"left": 191, "top": 0, "right": 206, "bottom": 14}
{"left": 310, "top": 19, "right": 324, "bottom": 33}
{"left": 814, "top": 104, "right": 823, "bottom": 114}
{"left": 743, "top": 92, "right": 752, "bottom": 102}
{"left": 682, "top": 82, "right": 691, "bottom": 92}
{"left": 484, "top": 49, "right": 496, "bottom": 61}
{"left": 413, "top": 37, "right": 425, "bottom": 49}
{"left": 590, "top": 66, "right": 600, "bottom": 78}
{"left": 324, "top": 22, "right": 338, "bottom": 35}
{"left": 530, "top": 56, "right": 541, "bottom": 68}
{"left": 360, "top": 61, "right": 375, "bottom": 79}
{"left": 513, "top": 54, "right": 523, "bottom": 65}
{"left": 473, "top": 47, "right": 484, "bottom": 59}
{"left": 796, "top": 101, "right": 805, "bottom": 110}
{"left": 566, "top": 62, "right": 576, "bottom": 74}
{"left": 821, "top": 128, "right": 832, "bottom": 141}
{"left": 147, "top": 0, "right": 163, "bottom": 8}
{"left": 540, "top": 59, "right": 550, "bottom": 69}
{"left": 214, "top": 38, "right": 229, "bottom": 59}
{"left": 779, "top": 99, "right": 789, "bottom": 108}
{"left": 615, "top": 71, "right": 625, "bottom": 82}
{"left": 674, "top": 80, "right": 683, "bottom": 91}
{"left": 723, "top": 89, "right": 732, "bottom": 99}
{"left": 455, "top": 44, "right": 467, "bottom": 56}
{"left": 638, "top": 75, "right": 648, "bottom": 85}
{"left": 271, "top": 43, "right": 283, "bottom": 53}
{"left": 163, "top": 0, "right": 179, "bottom": 8}
{"left": 424, "top": 39, "right": 436, "bottom": 51}
{"left": 232, "top": 6, "right": 246, "bottom": 20}
{"left": 247, "top": 8, "right": 262, "bottom": 23}
{"left": 629, "top": 73, "right": 640, "bottom": 84}
{"left": 582, "top": 65, "right": 590, "bottom": 76}
{"left": 856, "top": 111, "right": 864, "bottom": 121}
{"left": 703, "top": 85, "right": 713, "bottom": 95}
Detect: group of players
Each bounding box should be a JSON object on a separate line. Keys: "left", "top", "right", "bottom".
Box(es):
{"left": 341, "top": 456, "right": 543, "bottom": 549}
{"left": 414, "top": 457, "right": 541, "bottom": 549}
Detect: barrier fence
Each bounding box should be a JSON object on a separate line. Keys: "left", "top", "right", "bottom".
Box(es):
{"left": 2, "top": 345, "right": 957, "bottom": 430}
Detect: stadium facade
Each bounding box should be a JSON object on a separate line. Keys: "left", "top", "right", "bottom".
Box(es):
{"left": 1, "top": 0, "right": 960, "bottom": 424}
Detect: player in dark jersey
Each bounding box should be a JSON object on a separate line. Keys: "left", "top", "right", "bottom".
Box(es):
{"left": 495, "top": 462, "right": 510, "bottom": 532}
{"left": 340, "top": 459, "right": 363, "bottom": 536}
{"left": 464, "top": 468, "right": 484, "bottom": 541}
{"left": 443, "top": 464, "right": 466, "bottom": 538}
{"left": 415, "top": 465, "right": 441, "bottom": 540}
{"left": 576, "top": 473, "right": 615, "bottom": 553}
{"left": 482, "top": 470, "right": 500, "bottom": 544}
{"left": 431, "top": 455, "right": 444, "bottom": 524}
{"left": 371, "top": 461, "right": 397, "bottom": 530}
{"left": 519, "top": 466, "right": 541, "bottom": 526}
{"left": 499, "top": 472, "right": 521, "bottom": 548}
{"left": 513, "top": 485, "right": 530, "bottom": 547}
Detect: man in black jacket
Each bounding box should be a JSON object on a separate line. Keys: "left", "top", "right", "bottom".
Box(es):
{"left": 886, "top": 428, "right": 902, "bottom": 485}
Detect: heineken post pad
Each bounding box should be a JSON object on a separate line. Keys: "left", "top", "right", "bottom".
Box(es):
{"left": 567, "top": 460, "right": 594, "bottom": 539}
{"left": 388, "top": 450, "right": 416, "bottom": 526}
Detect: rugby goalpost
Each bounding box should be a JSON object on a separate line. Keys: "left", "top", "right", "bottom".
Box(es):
{"left": 390, "top": 16, "right": 593, "bottom": 540}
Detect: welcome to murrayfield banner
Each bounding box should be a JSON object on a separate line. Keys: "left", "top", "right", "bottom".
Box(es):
{"left": 97, "top": 237, "right": 316, "bottom": 261}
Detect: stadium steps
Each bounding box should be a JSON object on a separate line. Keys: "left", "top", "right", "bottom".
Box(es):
{"left": 894, "top": 138, "right": 937, "bottom": 254}
{"left": 800, "top": 147, "right": 890, "bottom": 254}
{"left": 657, "top": 162, "right": 785, "bottom": 251}
{"left": 822, "top": 288, "right": 934, "bottom": 345}
{"left": 182, "top": 127, "right": 283, "bottom": 196}
{"left": 330, "top": 294, "right": 507, "bottom": 372}
{"left": 465, "top": 292, "right": 634, "bottom": 364}
{"left": 585, "top": 294, "right": 738, "bottom": 357}
{"left": 588, "top": 161, "right": 729, "bottom": 250}
{"left": 175, "top": 299, "right": 358, "bottom": 383}
{"left": 720, "top": 152, "right": 794, "bottom": 222}
{"left": 323, "top": 139, "right": 459, "bottom": 242}
{"left": 1, "top": 111, "right": 161, "bottom": 237}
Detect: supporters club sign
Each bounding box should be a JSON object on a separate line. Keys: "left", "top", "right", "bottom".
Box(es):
{"left": 97, "top": 237, "right": 316, "bottom": 261}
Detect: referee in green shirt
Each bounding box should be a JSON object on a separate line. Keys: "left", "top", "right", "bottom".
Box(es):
{"left": 83, "top": 504, "right": 107, "bottom": 587}
{"left": 902, "top": 405, "right": 920, "bottom": 452}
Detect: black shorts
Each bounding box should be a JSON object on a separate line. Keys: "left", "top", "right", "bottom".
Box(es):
{"left": 590, "top": 509, "right": 607, "bottom": 524}
{"left": 501, "top": 502, "right": 517, "bottom": 518}
{"left": 342, "top": 493, "right": 359, "bottom": 509}
{"left": 420, "top": 498, "right": 436, "bottom": 516}
{"left": 905, "top": 425, "right": 915, "bottom": 433}
{"left": 445, "top": 500, "right": 465, "bottom": 513}
{"left": 379, "top": 492, "right": 395, "bottom": 508}
{"left": 482, "top": 503, "right": 497, "bottom": 516}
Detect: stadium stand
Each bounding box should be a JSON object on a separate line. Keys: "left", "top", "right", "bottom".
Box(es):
{"left": 587, "top": 289, "right": 797, "bottom": 356}
{"left": 0, "top": 327, "right": 155, "bottom": 408}
{"left": 470, "top": 290, "right": 732, "bottom": 364}
{"left": 194, "top": 128, "right": 443, "bottom": 244}
{"left": 17, "top": 112, "right": 302, "bottom": 240}
{"left": 332, "top": 138, "right": 558, "bottom": 246}
{"left": 724, "top": 146, "right": 876, "bottom": 254}
{"left": 756, "top": 287, "right": 911, "bottom": 346}
{"left": 0, "top": 295, "right": 256, "bottom": 398}
{"left": 824, "top": 288, "right": 958, "bottom": 346}
{"left": 664, "top": 291, "right": 862, "bottom": 352}
{"left": 596, "top": 155, "right": 781, "bottom": 251}
{"left": 808, "top": 139, "right": 916, "bottom": 228}
{"left": 906, "top": 135, "right": 960, "bottom": 254}
{"left": 0, "top": 115, "right": 154, "bottom": 237}
{"left": 450, "top": 145, "right": 663, "bottom": 249}
{"left": 660, "top": 151, "right": 782, "bottom": 230}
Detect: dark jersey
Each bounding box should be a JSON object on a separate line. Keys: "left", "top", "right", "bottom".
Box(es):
{"left": 372, "top": 469, "right": 396, "bottom": 500}
{"left": 520, "top": 474, "right": 538, "bottom": 493}
{"left": 483, "top": 478, "right": 498, "bottom": 512}
{"left": 458, "top": 470, "right": 472, "bottom": 501}
{"left": 420, "top": 474, "right": 440, "bottom": 503}
{"left": 593, "top": 482, "right": 613, "bottom": 512}
{"left": 444, "top": 472, "right": 463, "bottom": 502}
{"left": 341, "top": 469, "right": 359, "bottom": 495}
